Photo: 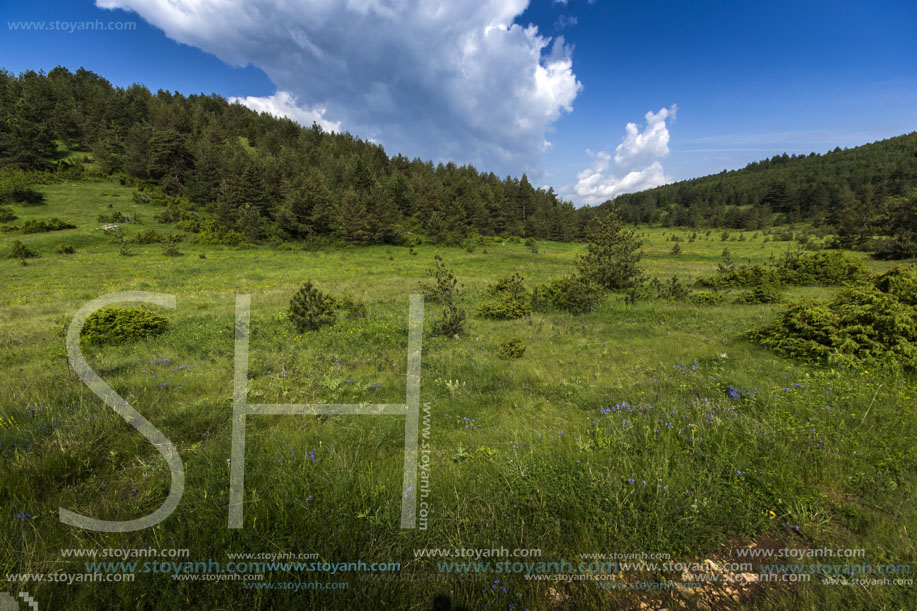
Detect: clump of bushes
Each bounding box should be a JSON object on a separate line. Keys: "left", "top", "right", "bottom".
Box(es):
{"left": 747, "top": 265, "right": 917, "bottom": 369}
{"left": 478, "top": 273, "right": 532, "bottom": 320}
{"left": 56, "top": 243, "right": 75, "bottom": 254}
{"left": 525, "top": 237, "right": 538, "bottom": 254}
{"left": 532, "top": 275, "right": 602, "bottom": 314}
{"left": 0, "top": 207, "right": 16, "bottom": 222}
{"left": 9, "top": 240, "right": 37, "bottom": 260}
{"left": 21, "top": 218, "right": 76, "bottom": 233}
{"left": 688, "top": 291, "right": 726, "bottom": 305}
{"left": 734, "top": 282, "right": 783, "bottom": 304}
{"left": 289, "top": 280, "right": 337, "bottom": 332}
{"left": 697, "top": 250, "right": 868, "bottom": 288}
{"left": 498, "top": 337, "right": 526, "bottom": 359}
{"left": 420, "top": 255, "right": 465, "bottom": 337}
{"left": 625, "top": 276, "right": 689, "bottom": 303}
{"left": 81, "top": 307, "right": 169, "bottom": 344}
{"left": 777, "top": 250, "right": 868, "bottom": 285}
{"left": 0, "top": 171, "right": 44, "bottom": 205}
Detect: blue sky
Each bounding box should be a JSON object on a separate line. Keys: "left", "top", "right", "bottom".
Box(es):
{"left": 3, "top": 0, "right": 915, "bottom": 205}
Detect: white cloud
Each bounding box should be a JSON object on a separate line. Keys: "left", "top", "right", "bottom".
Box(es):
{"left": 229, "top": 91, "right": 340, "bottom": 133}
{"left": 555, "top": 15, "right": 578, "bottom": 30}
{"left": 572, "top": 105, "right": 677, "bottom": 205}
{"left": 96, "top": 0, "right": 582, "bottom": 176}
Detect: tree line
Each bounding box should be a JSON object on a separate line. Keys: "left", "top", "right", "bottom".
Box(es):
{"left": 0, "top": 67, "right": 587, "bottom": 244}
{"left": 1, "top": 67, "right": 914, "bottom": 256}
{"left": 601, "top": 133, "right": 917, "bottom": 257}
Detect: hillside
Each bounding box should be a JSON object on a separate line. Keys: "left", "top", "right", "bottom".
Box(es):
{"left": 602, "top": 132, "right": 917, "bottom": 257}
{"left": 0, "top": 66, "right": 584, "bottom": 245}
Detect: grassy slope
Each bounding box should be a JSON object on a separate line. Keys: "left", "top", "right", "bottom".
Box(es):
{"left": 1, "top": 177, "right": 915, "bottom": 610}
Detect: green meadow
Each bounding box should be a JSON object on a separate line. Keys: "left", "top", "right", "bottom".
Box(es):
{"left": 1, "top": 178, "right": 915, "bottom": 610}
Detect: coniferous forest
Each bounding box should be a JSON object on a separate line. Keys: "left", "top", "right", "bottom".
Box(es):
{"left": 1, "top": 67, "right": 915, "bottom": 258}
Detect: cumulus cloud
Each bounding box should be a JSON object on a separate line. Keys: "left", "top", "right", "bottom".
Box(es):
{"left": 228, "top": 91, "right": 341, "bottom": 133}
{"left": 572, "top": 105, "right": 677, "bottom": 205}
{"left": 96, "top": 0, "right": 582, "bottom": 176}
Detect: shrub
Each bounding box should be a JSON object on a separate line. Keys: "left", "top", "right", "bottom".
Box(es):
{"left": 689, "top": 291, "right": 727, "bottom": 305}
{"left": 734, "top": 282, "right": 783, "bottom": 304}
{"left": 696, "top": 250, "right": 867, "bottom": 288}
{"left": 670, "top": 243, "right": 682, "bottom": 255}
{"left": 498, "top": 337, "right": 526, "bottom": 359}
{"left": 525, "top": 237, "right": 538, "bottom": 254}
{"left": 336, "top": 295, "right": 368, "bottom": 319}
{"left": 0, "top": 207, "right": 16, "bottom": 223}
{"left": 871, "top": 236, "right": 917, "bottom": 260}
{"left": 56, "top": 243, "right": 75, "bottom": 254}
{"left": 81, "top": 307, "right": 169, "bottom": 344}
{"left": 420, "top": 255, "right": 465, "bottom": 337}
{"left": 478, "top": 273, "right": 531, "bottom": 320}
{"left": 872, "top": 264, "right": 917, "bottom": 306}
{"left": 161, "top": 242, "right": 182, "bottom": 257}
{"left": 21, "top": 218, "right": 76, "bottom": 233}
{"left": 776, "top": 250, "right": 868, "bottom": 285}
{"left": 747, "top": 267, "right": 917, "bottom": 369}
{"left": 288, "top": 280, "right": 337, "bottom": 332}
{"left": 9, "top": 240, "right": 37, "bottom": 259}
{"left": 575, "top": 212, "right": 644, "bottom": 290}
{"left": 0, "top": 172, "right": 44, "bottom": 205}
{"left": 532, "top": 276, "right": 602, "bottom": 314}
{"left": 625, "top": 276, "right": 689, "bottom": 303}
{"left": 132, "top": 229, "right": 165, "bottom": 244}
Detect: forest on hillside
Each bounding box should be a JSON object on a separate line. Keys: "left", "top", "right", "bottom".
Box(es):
{"left": 0, "top": 67, "right": 915, "bottom": 257}
{"left": 0, "top": 67, "right": 584, "bottom": 245}
{"left": 605, "top": 133, "right": 917, "bottom": 258}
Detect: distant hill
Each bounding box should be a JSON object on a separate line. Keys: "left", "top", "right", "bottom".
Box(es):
{"left": 599, "top": 132, "right": 917, "bottom": 257}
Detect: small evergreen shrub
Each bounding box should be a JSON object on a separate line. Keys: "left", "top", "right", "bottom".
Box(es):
{"left": 21, "top": 218, "right": 76, "bottom": 233}
{"left": 161, "top": 242, "right": 182, "bottom": 257}
{"left": 478, "top": 273, "right": 532, "bottom": 320}
{"left": 56, "top": 243, "right": 75, "bottom": 254}
{"left": 872, "top": 265, "right": 917, "bottom": 306}
{"left": 132, "top": 229, "right": 165, "bottom": 244}
{"left": 689, "top": 291, "right": 727, "bottom": 305}
{"left": 498, "top": 337, "right": 526, "bottom": 359}
{"left": 289, "top": 280, "right": 337, "bottom": 332}
{"left": 734, "top": 282, "right": 783, "bottom": 304}
{"left": 696, "top": 250, "right": 867, "bottom": 288}
{"left": 747, "top": 265, "right": 917, "bottom": 369}
{"left": 420, "top": 255, "right": 465, "bottom": 337}
{"left": 575, "top": 213, "right": 644, "bottom": 290}
{"left": 776, "top": 250, "right": 868, "bottom": 285}
{"left": 532, "top": 276, "right": 602, "bottom": 314}
{"left": 81, "top": 307, "right": 169, "bottom": 344}
{"left": 525, "top": 237, "right": 538, "bottom": 254}
{"left": 625, "top": 276, "right": 689, "bottom": 303}
{"left": 0, "top": 207, "right": 16, "bottom": 222}
{"left": 9, "top": 240, "right": 37, "bottom": 259}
